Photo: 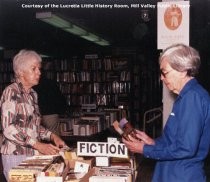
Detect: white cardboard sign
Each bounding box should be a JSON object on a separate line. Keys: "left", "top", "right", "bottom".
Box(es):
{"left": 77, "top": 142, "right": 128, "bottom": 158}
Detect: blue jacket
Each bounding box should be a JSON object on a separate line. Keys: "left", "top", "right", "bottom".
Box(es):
{"left": 144, "top": 79, "right": 210, "bottom": 182}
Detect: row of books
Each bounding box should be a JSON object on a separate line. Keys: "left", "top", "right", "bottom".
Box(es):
{"left": 59, "top": 110, "right": 119, "bottom": 137}
{"left": 64, "top": 94, "right": 128, "bottom": 107}
{"left": 73, "top": 118, "right": 101, "bottom": 136}
{"left": 44, "top": 58, "right": 129, "bottom": 71}
{"left": 60, "top": 118, "right": 75, "bottom": 136}
{"left": 80, "top": 157, "right": 133, "bottom": 182}
{"left": 93, "top": 82, "right": 130, "bottom": 94}
{"left": 0, "top": 73, "right": 14, "bottom": 83}
{"left": 83, "top": 58, "right": 128, "bottom": 71}
{"left": 44, "top": 71, "right": 55, "bottom": 80}
{"left": 0, "top": 61, "right": 13, "bottom": 72}
{"left": 55, "top": 71, "right": 131, "bottom": 83}
{"left": 54, "top": 58, "right": 81, "bottom": 71}
{"left": 0, "top": 57, "right": 129, "bottom": 73}
{"left": 59, "top": 82, "right": 131, "bottom": 95}
{"left": 9, "top": 155, "right": 66, "bottom": 182}
{"left": 89, "top": 167, "right": 132, "bottom": 182}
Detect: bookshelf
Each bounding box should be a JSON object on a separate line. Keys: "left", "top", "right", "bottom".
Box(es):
{"left": 40, "top": 55, "right": 135, "bottom": 137}
{"left": 0, "top": 54, "right": 143, "bottom": 136}
{"left": 0, "top": 59, "right": 14, "bottom": 97}
{"left": 43, "top": 56, "right": 131, "bottom": 106}
{"left": 52, "top": 57, "right": 131, "bottom": 110}
{"left": 0, "top": 52, "right": 161, "bottom": 134}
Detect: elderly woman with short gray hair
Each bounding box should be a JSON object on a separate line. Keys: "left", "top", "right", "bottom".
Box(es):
{"left": 123, "top": 44, "right": 210, "bottom": 182}
{"left": 0, "top": 49, "right": 65, "bottom": 181}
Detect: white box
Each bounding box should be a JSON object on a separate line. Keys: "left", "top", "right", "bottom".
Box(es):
{"left": 37, "top": 176, "right": 62, "bottom": 182}
{"left": 74, "top": 161, "right": 90, "bottom": 173}
{"left": 95, "top": 156, "right": 110, "bottom": 167}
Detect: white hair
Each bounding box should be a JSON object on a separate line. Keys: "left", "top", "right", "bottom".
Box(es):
{"left": 13, "top": 49, "right": 42, "bottom": 78}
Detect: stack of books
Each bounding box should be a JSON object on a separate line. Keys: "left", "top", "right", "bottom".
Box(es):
{"left": 9, "top": 155, "right": 67, "bottom": 182}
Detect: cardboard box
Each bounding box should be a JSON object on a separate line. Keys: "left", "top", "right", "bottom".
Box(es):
{"left": 69, "top": 157, "right": 95, "bottom": 169}
{"left": 9, "top": 155, "right": 70, "bottom": 182}
{"left": 36, "top": 160, "right": 69, "bottom": 182}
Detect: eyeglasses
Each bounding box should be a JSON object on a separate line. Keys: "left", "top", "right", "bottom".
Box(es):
{"left": 160, "top": 69, "right": 173, "bottom": 78}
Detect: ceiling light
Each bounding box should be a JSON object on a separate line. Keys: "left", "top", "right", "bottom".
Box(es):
{"left": 65, "top": 25, "right": 87, "bottom": 36}
{"left": 36, "top": 12, "right": 110, "bottom": 46}
{"left": 81, "top": 33, "right": 100, "bottom": 42}
{"left": 95, "top": 39, "right": 110, "bottom": 46}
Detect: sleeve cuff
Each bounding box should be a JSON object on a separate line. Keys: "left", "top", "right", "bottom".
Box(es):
{"left": 46, "top": 131, "right": 52, "bottom": 141}
{"left": 143, "top": 144, "right": 153, "bottom": 158}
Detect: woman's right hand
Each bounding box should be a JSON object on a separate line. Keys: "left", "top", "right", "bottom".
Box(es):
{"left": 135, "top": 130, "right": 155, "bottom": 145}
{"left": 33, "top": 141, "right": 60, "bottom": 155}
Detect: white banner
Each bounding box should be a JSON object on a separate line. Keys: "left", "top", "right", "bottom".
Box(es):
{"left": 157, "top": 1, "right": 190, "bottom": 49}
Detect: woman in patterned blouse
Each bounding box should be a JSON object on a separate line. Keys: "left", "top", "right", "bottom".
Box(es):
{"left": 0, "top": 49, "right": 66, "bottom": 181}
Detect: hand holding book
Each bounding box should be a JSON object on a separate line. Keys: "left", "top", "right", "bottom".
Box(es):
{"left": 113, "top": 118, "right": 155, "bottom": 154}
{"left": 113, "top": 118, "right": 139, "bottom": 141}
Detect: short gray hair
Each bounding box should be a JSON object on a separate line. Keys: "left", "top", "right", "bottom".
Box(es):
{"left": 13, "top": 49, "right": 42, "bottom": 77}
{"left": 159, "top": 44, "right": 200, "bottom": 77}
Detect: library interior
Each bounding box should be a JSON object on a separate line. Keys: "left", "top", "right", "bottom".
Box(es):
{"left": 0, "top": 0, "right": 210, "bottom": 181}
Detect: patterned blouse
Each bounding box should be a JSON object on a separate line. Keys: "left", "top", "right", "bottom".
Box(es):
{"left": 0, "top": 81, "right": 52, "bottom": 155}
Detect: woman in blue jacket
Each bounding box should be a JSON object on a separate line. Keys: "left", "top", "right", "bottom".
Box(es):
{"left": 123, "top": 44, "right": 210, "bottom": 182}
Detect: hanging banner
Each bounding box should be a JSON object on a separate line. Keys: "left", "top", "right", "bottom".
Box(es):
{"left": 157, "top": 1, "right": 190, "bottom": 49}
